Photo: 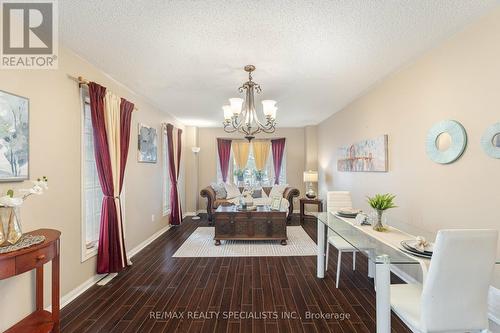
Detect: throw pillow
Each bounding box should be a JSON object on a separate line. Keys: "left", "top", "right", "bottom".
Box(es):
{"left": 210, "top": 182, "right": 227, "bottom": 199}
{"left": 224, "top": 182, "right": 241, "bottom": 199}
{"left": 269, "top": 183, "right": 288, "bottom": 198}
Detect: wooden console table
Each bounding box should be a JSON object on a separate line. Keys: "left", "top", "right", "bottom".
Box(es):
{"left": 0, "top": 229, "right": 61, "bottom": 333}
{"left": 214, "top": 205, "right": 288, "bottom": 245}
{"left": 300, "top": 198, "right": 324, "bottom": 222}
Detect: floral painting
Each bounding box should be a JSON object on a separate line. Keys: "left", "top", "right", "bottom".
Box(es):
{"left": 337, "top": 135, "right": 388, "bottom": 172}
{"left": 0, "top": 90, "right": 29, "bottom": 181}
{"left": 138, "top": 123, "right": 157, "bottom": 163}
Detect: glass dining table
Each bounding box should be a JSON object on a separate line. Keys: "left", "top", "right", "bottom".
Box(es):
{"left": 315, "top": 212, "right": 500, "bottom": 333}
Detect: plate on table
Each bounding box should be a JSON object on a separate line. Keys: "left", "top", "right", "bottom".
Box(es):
{"left": 401, "top": 239, "right": 434, "bottom": 254}
{"left": 400, "top": 247, "right": 432, "bottom": 259}
{"left": 401, "top": 239, "right": 433, "bottom": 258}
{"left": 336, "top": 208, "right": 361, "bottom": 218}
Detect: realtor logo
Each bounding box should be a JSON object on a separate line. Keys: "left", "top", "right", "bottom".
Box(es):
{"left": 1, "top": 0, "right": 58, "bottom": 69}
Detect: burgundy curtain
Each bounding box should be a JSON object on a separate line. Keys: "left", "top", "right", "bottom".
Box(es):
{"left": 271, "top": 138, "right": 286, "bottom": 185}
{"left": 119, "top": 99, "right": 134, "bottom": 190}
{"left": 166, "top": 123, "right": 183, "bottom": 225}
{"left": 89, "top": 82, "right": 134, "bottom": 274}
{"left": 217, "top": 138, "right": 232, "bottom": 182}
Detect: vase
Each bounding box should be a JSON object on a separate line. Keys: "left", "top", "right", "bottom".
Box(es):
{"left": 372, "top": 209, "right": 387, "bottom": 232}
{"left": 0, "top": 207, "right": 22, "bottom": 245}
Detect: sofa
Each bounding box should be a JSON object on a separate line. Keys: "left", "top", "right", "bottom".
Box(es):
{"left": 200, "top": 186, "right": 300, "bottom": 223}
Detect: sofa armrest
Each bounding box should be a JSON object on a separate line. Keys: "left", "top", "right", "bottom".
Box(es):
{"left": 283, "top": 187, "right": 300, "bottom": 220}
{"left": 200, "top": 186, "right": 216, "bottom": 221}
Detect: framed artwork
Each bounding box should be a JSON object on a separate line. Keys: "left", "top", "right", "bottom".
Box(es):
{"left": 270, "top": 196, "right": 282, "bottom": 211}
{"left": 138, "top": 123, "right": 157, "bottom": 163}
{"left": 0, "top": 90, "right": 29, "bottom": 182}
{"left": 337, "top": 135, "right": 388, "bottom": 172}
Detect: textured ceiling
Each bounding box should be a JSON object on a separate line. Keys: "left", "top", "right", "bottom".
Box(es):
{"left": 60, "top": 1, "right": 499, "bottom": 127}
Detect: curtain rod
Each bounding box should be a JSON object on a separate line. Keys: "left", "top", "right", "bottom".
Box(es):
{"left": 68, "top": 74, "right": 138, "bottom": 111}
{"left": 217, "top": 137, "right": 285, "bottom": 141}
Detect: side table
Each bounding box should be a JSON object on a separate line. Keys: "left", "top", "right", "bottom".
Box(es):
{"left": 299, "top": 198, "right": 324, "bottom": 222}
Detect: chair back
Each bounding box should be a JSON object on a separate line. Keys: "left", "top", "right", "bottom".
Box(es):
{"left": 326, "top": 191, "right": 352, "bottom": 213}
{"left": 421, "top": 229, "right": 498, "bottom": 332}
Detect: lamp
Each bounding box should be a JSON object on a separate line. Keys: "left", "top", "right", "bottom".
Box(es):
{"left": 222, "top": 65, "right": 277, "bottom": 141}
{"left": 191, "top": 146, "right": 201, "bottom": 220}
{"left": 303, "top": 170, "right": 318, "bottom": 199}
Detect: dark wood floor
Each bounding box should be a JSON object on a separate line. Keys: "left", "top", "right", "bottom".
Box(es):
{"left": 61, "top": 214, "right": 411, "bottom": 333}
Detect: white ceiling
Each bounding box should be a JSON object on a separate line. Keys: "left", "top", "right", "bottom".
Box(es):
{"left": 60, "top": 1, "right": 499, "bottom": 127}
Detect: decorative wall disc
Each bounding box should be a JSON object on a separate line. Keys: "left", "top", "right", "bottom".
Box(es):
{"left": 426, "top": 120, "right": 467, "bottom": 164}
{"left": 481, "top": 122, "right": 500, "bottom": 159}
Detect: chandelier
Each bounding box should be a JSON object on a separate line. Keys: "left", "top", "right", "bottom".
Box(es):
{"left": 222, "top": 65, "right": 277, "bottom": 141}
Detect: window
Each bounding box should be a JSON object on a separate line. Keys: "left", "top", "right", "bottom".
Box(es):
{"left": 216, "top": 141, "right": 286, "bottom": 186}
{"left": 162, "top": 128, "right": 171, "bottom": 215}
{"left": 81, "top": 89, "right": 103, "bottom": 261}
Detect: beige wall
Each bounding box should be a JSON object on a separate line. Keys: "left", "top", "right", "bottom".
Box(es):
{"left": 195, "top": 127, "right": 308, "bottom": 211}
{"left": 317, "top": 8, "right": 500, "bottom": 285}
{"left": 0, "top": 47, "right": 183, "bottom": 330}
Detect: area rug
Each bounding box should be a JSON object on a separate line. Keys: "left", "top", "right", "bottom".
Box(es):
{"left": 172, "top": 226, "right": 317, "bottom": 257}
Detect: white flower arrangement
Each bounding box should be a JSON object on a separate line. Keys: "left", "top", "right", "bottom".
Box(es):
{"left": 0, "top": 176, "right": 48, "bottom": 207}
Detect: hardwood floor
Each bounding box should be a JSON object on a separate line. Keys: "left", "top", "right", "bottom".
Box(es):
{"left": 61, "top": 215, "right": 411, "bottom": 332}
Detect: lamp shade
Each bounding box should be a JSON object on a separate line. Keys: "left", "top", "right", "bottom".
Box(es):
{"left": 223, "top": 105, "right": 232, "bottom": 120}
{"left": 229, "top": 98, "right": 244, "bottom": 114}
{"left": 262, "top": 100, "right": 277, "bottom": 117}
{"left": 303, "top": 171, "right": 318, "bottom": 183}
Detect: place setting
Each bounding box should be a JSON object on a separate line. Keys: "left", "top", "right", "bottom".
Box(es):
{"left": 399, "top": 236, "right": 434, "bottom": 259}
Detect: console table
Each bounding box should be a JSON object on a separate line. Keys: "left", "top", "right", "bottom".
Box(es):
{"left": 0, "top": 229, "right": 61, "bottom": 333}
{"left": 214, "top": 205, "right": 287, "bottom": 245}
{"left": 300, "top": 198, "right": 323, "bottom": 222}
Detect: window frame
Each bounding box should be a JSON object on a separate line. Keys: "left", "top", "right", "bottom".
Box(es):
{"left": 162, "top": 127, "right": 171, "bottom": 216}
{"left": 218, "top": 140, "right": 287, "bottom": 186}
{"left": 81, "top": 88, "right": 99, "bottom": 262}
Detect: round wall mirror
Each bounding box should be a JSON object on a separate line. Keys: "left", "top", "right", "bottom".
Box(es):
{"left": 481, "top": 123, "right": 500, "bottom": 159}
{"left": 426, "top": 120, "right": 467, "bottom": 164}
{"left": 492, "top": 133, "right": 500, "bottom": 147}
{"left": 435, "top": 132, "right": 452, "bottom": 151}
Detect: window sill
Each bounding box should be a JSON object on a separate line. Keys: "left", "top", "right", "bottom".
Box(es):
{"left": 81, "top": 247, "right": 98, "bottom": 263}
{"left": 163, "top": 209, "right": 171, "bottom": 217}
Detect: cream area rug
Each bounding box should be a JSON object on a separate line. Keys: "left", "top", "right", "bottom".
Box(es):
{"left": 172, "top": 226, "right": 317, "bottom": 257}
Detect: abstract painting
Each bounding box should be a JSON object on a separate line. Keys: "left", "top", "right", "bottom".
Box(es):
{"left": 0, "top": 90, "right": 29, "bottom": 181}
{"left": 337, "top": 135, "right": 388, "bottom": 172}
{"left": 138, "top": 123, "right": 157, "bottom": 163}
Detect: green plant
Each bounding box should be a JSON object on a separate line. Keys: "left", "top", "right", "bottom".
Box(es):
{"left": 253, "top": 169, "right": 265, "bottom": 181}
{"left": 233, "top": 168, "right": 246, "bottom": 180}
{"left": 367, "top": 193, "right": 397, "bottom": 232}
{"left": 367, "top": 193, "right": 397, "bottom": 211}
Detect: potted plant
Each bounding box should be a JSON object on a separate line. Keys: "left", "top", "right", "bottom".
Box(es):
{"left": 0, "top": 176, "right": 48, "bottom": 245}
{"left": 253, "top": 170, "right": 265, "bottom": 183}
{"left": 234, "top": 169, "right": 245, "bottom": 182}
{"left": 367, "top": 193, "right": 397, "bottom": 232}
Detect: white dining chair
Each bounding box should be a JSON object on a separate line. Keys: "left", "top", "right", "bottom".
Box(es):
{"left": 390, "top": 229, "right": 498, "bottom": 333}
{"left": 326, "top": 191, "right": 359, "bottom": 288}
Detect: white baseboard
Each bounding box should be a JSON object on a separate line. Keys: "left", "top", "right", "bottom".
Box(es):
{"left": 390, "top": 265, "right": 420, "bottom": 285}
{"left": 197, "top": 209, "right": 207, "bottom": 214}
{"left": 127, "top": 225, "right": 170, "bottom": 259}
{"left": 183, "top": 212, "right": 197, "bottom": 217}
{"left": 45, "top": 274, "right": 106, "bottom": 311}
{"left": 46, "top": 225, "right": 170, "bottom": 311}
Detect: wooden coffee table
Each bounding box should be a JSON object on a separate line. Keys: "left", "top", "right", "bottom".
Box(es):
{"left": 213, "top": 205, "right": 287, "bottom": 246}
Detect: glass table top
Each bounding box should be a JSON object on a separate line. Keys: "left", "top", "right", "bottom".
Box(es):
{"left": 316, "top": 212, "right": 500, "bottom": 265}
